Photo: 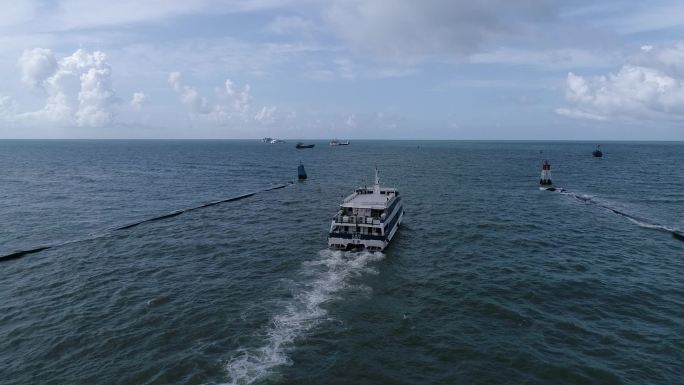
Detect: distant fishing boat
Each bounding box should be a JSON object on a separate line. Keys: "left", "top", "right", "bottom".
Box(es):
{"left": 269, "top": 139, "right": 285, "bottom": 144}
{"left": 329, "top": 139, "right": 350, "bottom": 146}
{"left": 592, "top": 145, "right": 603, "bottom": 157}
{"left": 261, "top": 137, "right": 273, "bottom": 143}
{"left": 296, "top": 142, "right": 315, "bottom": 149}
{"left": 298, "top": 162, "right": 307, "bottom": 180}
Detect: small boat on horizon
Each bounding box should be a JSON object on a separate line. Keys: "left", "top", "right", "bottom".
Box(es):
{"left": 269, "top": 139, "right": 285, "bottom": 144}
{"left": 296, "top": 142, "right": 315, "bottom": 149}
{"left": 592, "top": 145, "right": 603, "bottom": 157}
{"left": 329, "top": 139, "right": 350, "bottom": 146}
{"left": 328, "top": 168, "right": 404, "bottom": 252}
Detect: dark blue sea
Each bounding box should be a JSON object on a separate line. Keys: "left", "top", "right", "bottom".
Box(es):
{"left": 1, "top": 140, "right": 682, "bottom": 385}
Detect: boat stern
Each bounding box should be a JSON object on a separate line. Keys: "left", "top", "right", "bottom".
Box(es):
{"left": 327, "top": 234, "right": 386, "bottom": 252}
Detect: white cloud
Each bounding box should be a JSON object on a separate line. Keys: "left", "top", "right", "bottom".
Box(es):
{"left": 0, "top": 96, "right": 18, "bottom": 119}
{"left": 345, "top": 113, "right": 356, "bottom": 127}
{"left": 168, "top": 71, "right": 182, "bottom": 91}
{"left": 12, "top": 48, "right": 118, "bottom": 127}
{"left": 76, "top": 65, "right": 116, "bottom": 126}
{"left": 224, "top": 79, "right": 251, "bottom": 116}
{"left": 168, "top": 71, "right": 209, "bottom": 114}
{"left": 631, "top": 43, "right": 684, "bottom": 77}
{"left": 169, "top": 71, "right": 284, "bottom": 128}
{"left": 130, "top": 92, "right": 146, "bottom": 109}
{"left": 254, "top": 105, "right": 277, "bottom": 123}
{"left": 18, "top": 48, "right": 58, "bottom": 90}
{"left": 557, "top": 66, "right": 684, "bottom": 121}
{"left": 557, "top": 43, "right": 684, "bottom": 122}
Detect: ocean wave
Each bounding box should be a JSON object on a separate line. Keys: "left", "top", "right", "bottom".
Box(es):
{"left": 222, "top": 249, "right": 384, "bottom": 385}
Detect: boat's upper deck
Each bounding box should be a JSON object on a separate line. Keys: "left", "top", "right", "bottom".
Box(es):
{"left": 341, "top": 187, "right": 399, "bottom": 210}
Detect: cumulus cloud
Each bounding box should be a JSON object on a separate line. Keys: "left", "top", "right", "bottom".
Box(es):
{"left": 168, "top": 72, "right": 209, "bottom": 114}
{"left": 169, "top": 71, "right": 283, "bottom": 127}
{"left": 224, "top": 79, "right": 251, "bottom": 116}
{"left": 19, "top": 48, "right": 58, "bottom": 90}
{"left": 130, "top": 92, "right": 146, "bottom": 109}
{"left": 557, "top": 43, "right": 684, "bottom": 121}
{"left": 14, "top": 48, "right": 118, "bottom": 127}
{"left": 75, "top": 62, "right": 116, "bottom": 126}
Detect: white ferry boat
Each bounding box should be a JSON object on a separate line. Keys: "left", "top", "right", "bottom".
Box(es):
{"left": 328, "top": 168, "right": 404, "bottom": 251}
{"left": 329, "top": 139, "right": 350, "bottom": 146}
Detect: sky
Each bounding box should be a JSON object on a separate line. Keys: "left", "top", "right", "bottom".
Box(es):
{"left": 1, "top": 0, "right": 684, "bottom": 140}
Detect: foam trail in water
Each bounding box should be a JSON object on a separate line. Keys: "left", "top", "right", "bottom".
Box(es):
{"left": 223, "top": 249, "right": 384, "bottom": 385}
{"left": 560, "top": 191, "right": 684, "bottom": 242}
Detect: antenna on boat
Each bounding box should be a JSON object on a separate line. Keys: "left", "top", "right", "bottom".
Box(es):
{"left": 373, "top": 167, "right": 381, "bottom": 194}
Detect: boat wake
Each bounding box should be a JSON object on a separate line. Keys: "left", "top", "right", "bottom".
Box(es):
{"left": 560, "top": 191, "right": 684, "bottom": 242}
{"left": 222, "top": 249, "right": 384, "bottom": 385}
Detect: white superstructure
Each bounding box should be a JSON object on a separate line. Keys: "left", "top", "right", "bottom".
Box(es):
{"left": 329, "top": 139, "right": 350, "bottom": 146}
{"left": 328, "top": 168, "right": 404, "bottom": 252}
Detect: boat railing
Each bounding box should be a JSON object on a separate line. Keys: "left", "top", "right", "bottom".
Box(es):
{"left": 328, "top": 232, "right": 384, "bottom": 241}
{"left": 333, "top": 215, "right": 383, "bottom": 225}
{"left": 342, "top": 193, "right": 358, "bottom": 203}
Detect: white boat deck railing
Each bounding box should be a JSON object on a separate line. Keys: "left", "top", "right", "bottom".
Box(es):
{"left": 343, "top": 193, "right": 358, "bottom": 203}
{"left": 335, "top": 215, "right": 382, "bottom": 225}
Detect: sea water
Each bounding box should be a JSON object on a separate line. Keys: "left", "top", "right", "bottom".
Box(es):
{"left": 1, "top": 140, "right": 682, "bottom": 385}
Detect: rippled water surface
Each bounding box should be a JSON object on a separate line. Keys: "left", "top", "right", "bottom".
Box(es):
{"left": 1, "top": 140, "right": 682, "bottom": 385}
